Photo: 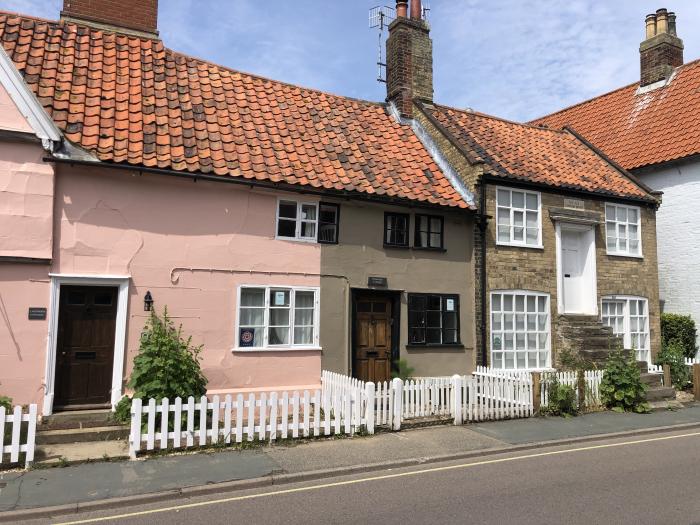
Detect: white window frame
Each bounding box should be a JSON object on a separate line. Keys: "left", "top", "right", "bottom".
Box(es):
{"left": 495, "top": 187, "right": 543, "bottom": 248}
{"left": 490, "top": 290, "right": 551, "bottom": 371}
{"left": 234, "top": 285, "right": 321, "bottom": 351}
{"left": 601, "top": 295, "right": 650, "bottom": 363}
{"left": 605, "top": 203, "right": 643, "bottom": 258}
{"left": 275, "top": 198, "right": 319, "bottom": 242}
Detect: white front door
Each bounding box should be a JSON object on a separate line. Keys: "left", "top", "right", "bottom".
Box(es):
{"left": 559, "top": 225, "right": 596, "bottom": 314}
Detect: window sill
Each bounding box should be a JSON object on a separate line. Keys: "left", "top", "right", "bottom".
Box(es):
{"left": 383, "top": 244, "right": 410, "bottom": 250}
{"left": 412, "top": 246, "right": 447, "bottom": 253}
{"left": 606, "top": 252, "right": 644, "bottom": 260}
{"left": 232, "top": 346, "right": 323, "bottom": 353}
{"left": 406, "top": 343, "right": 465, "bottom": 350}
{"left": 275, "top": 236, "right": 318, "bottom": 244}
{"left": 495, "top": 242, "right": 544, "bottom": 250}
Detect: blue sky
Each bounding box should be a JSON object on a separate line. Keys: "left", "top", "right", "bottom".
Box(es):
{"left": 5, "top": 1, "right": 700, "bottom": 121}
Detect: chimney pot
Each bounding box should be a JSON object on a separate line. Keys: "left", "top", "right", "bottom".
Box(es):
{"left": 645, "top": 14, "right": 657, "bottom": 39}
{"left": 396, "top": 1, "right": 408, "bottom": 18}
{"left": 668, "top": 12, "right": 677, "bottom": 36}
{"left": 655, "top": 8, "right": 668, "bottom": 34}
{"left": 410, "top": 0, "right": 422, "bottom": 20}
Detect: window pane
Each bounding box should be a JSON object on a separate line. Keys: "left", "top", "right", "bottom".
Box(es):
{"left": 426, "top": 328, "right": 442, "bottom": 344}
{"left": 296, "top": 291, "right": 314, "bottom": 308}
{"left": 300, "top": 221, "right": 316, "bottom": 239}
{"left": 278, "top": 201, "right": 297, "bottom": 219}
{"left": 605, "top": 205, "right": 615, "bottom": 221}
{"left": 270, "top": 289, "right": 290, "bottom": 307}
{"left": 241, "top": 288, "right": 265, "bottom": 306}
{"left": 512, "top": 191, "right": 525, "bottom": 209}
{"left": 294, "top": 327, "right": 313, "bottom": 345}
{"left": 497, "top": 208, "right": 511, "bottom": 226}
{"left": 616, "top": 207, "right": 627, "bottom": 222}
{"left": 497, "top": 189, "right": 510, "bottom": 206}
{"left": 269, "top": 326, "right": 289, "bottom": 345}
{"left": 319, "top": 224, "right": 337, "bottom": 243}
{"left": 277, "top": 219, "right": 296, "bottom": 238}
{"left": 492, "top": 294, "right": 502, "bottom": 312}
{"left": 443, "top": 329, "right": 458, "bottom": 344}
{"left": 426, "top": 311, "right": 441, "bottom": 328}
{"left": 301, "top": 204, "right": 317, "bottom": 221}
{"left": 319, "top": 205, "right": 337, "bottom": 224}
{"left": 430, "top": 217, "right": 442, "bottom": 232}
{"left": 430, "top": 233, "right": 442, "bottom": 248}
{"left": 410, "top": 328, "right": 426, "bottom": 344}
{"left": 240, "top": 308, "right": 264, "bottom": 326}
{"left": 270, "top": 308, "right": 290, "bottom": 326}
{"left": 628, "top": 208, "right": 638, "bottom": 223}
{"left": 498, "top": 226, "right": 511, "bottom": 242}
{"left": 526, "top": 193, "right": 538, "bottom": 210}
{"left": 443, "top": 311, "right": 458, "bottom": 329}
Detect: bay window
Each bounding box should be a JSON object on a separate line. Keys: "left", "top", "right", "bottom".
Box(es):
{"left": 491, "top": 291, "right": 550, "bottom": 370}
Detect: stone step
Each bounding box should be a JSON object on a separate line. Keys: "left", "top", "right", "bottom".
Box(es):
{"left": 36, "top": 425, "right": 130, "bottom": 445}
{"left": 640, "top": 373, "right": 662, "bottom": 387}
{"left": 34, "top": 440, "right": 130, "bottom": 465}
{"left": 41, "top": 409, "right": 115, "bottom": 430}
{"left": 644, "top": 386, "right": 676, "bottom": 402}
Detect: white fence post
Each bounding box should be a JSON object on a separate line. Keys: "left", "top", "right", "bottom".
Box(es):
{"left": 365, "top": 382, "right": 375, "bottom": 435}
{"left": 392, "top": 378, "right": 403, "bottom": 431}
{"left": 451, "top": 374, "right": 463, "bottom": 425}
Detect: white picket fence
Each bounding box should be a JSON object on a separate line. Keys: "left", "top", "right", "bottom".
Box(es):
{"left": 129, "top": 387, "right": 375, "bottom": 458}
{"left": 648, "top": 356, "right": 700, "bottom": 375}
{"left": 541, "top": 370, "right": 604, "bottom": 408}
{"left": 1, "top": 405, "right": 37, "bottom": 469}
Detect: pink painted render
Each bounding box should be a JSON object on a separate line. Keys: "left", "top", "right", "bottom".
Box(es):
{"left": 0, "top": 81, "right": 33, "bottom": 134}
{"left": 0, "top": 142, "right": 54, "bottom": 260}
{"left": 0, "top": 264, "right": 50, "bottom": 406}
{"left": 53, "top": 166, "right": 322, "bottom": 397}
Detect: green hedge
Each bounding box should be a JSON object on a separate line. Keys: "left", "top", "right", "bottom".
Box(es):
{"left": 661, "top": 313, "right": 698, "bottom": 359}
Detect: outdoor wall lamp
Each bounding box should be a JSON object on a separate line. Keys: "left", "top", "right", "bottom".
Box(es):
{"left": 144, "top": 291, "right": 154, "bottom": 311}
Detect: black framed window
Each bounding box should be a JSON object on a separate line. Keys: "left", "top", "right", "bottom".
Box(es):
{"left": 414, "top": 214, "right": 444, "bottom": 249}
{"left": 318, "top": 203, "right": 340, "bottom": 244}
{"left": 408, "top": 294, "right": 460, "bottom": 345}
{"left": 384, "top": 213, "right": 410, "bottom": 247}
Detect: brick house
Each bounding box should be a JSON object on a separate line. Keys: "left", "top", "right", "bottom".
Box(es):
{"left": 0, "top": 1, "right": 477, "bottom": 413}
{"left": 384, "top": 0, "right": 662, "bottom": 369}
{"left": 533, "top": 9, "right": 700, "bottom": 352}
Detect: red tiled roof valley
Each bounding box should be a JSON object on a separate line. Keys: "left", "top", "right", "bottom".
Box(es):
{"left": 0, "top": 11, "right": 469, "bottom": 209}
{"left": 427, "top": 105, "right": 653, "bottom": 201}
{"left": 531, "top": 59, "right": 700, "bottom": 171}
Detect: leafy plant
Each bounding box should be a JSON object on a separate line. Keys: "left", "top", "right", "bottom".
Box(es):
{"left": 114, "top": 307, "right": 207, "bottom": 424}
{"left": 0, "top": 395, "right": 12, "bottom": 412}
{"left": 600, "top": 347, "right": 649, "bottom": 413}
{"left": 541, "top": 377, "right": 577, "bottom": 417}
{"left": 656, "top": 341, "right": 691, "bottom": 390}
{"left": 392, "top": 359, "right": 415, "bottom": 381}
{"left": 661, "top": 313, "right": 698, "bottom": 359}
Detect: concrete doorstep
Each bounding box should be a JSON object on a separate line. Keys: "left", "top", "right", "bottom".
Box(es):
{"left": 1, "top": 404, "right": 700, "bottom": 522}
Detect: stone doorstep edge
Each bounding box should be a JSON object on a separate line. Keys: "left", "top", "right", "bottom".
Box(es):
{"left": 3, "top": 420, "right": 700, "bottom": 523}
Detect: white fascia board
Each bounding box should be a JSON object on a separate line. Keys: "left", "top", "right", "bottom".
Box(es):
{"left": 0, "top": 45, "right": 62, "bottom": 149}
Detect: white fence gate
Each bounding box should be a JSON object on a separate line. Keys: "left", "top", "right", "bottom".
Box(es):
{"left": 1, "top": 405, "right": 37, "bottom": 469}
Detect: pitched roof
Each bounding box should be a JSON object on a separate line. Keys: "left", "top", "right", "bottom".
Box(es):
{"left": 531, "top": 59, "right": 700, "bottom": 171}
{"left": 424, "top": 104, "right": 654, "bottom": 202}
{"left": 0, "top": 11, "right": 471, "bottom": 210}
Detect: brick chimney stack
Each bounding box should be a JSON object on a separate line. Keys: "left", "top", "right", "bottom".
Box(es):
{"left": 640, "top": 8, "right": 683, "bottom": 87}
{"left": 61, "top": 0, "right": 159, "bottom": 38}
{"left": 386, "top": 0, "right": 433, "bottom": 117}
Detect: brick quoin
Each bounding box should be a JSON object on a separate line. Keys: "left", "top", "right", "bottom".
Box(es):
{"left": 61, "top": 0, "right": 158, "bottom": 35}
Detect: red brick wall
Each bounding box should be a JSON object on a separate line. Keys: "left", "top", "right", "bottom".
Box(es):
{"left": 62, "top": 0, "right": 158, "bottom": 35}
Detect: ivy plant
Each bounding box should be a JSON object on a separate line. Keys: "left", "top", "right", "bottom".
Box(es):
{"left": 600, "top": 347, "right": 649, "bottom": 413}
{"left": 114, "top": 307, "right": 207, "bottom": 423}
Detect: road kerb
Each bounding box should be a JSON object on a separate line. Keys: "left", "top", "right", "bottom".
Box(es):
{"left": 2, "top": 420, "right": 700, "bottom": 523}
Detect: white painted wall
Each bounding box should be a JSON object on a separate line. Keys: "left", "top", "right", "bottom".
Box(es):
{"left": 643, "top": 159, "right": 700, "bottom": 347}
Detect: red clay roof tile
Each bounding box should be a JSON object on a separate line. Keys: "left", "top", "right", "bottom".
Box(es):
{"left": 531, "top": 59, "right": 700, "bottom": 171}
{"left": 0, "top": 11, "right": 470, "bottom": 209}
{"left": 428, "top": 104, "right": 653, "bottom": 201}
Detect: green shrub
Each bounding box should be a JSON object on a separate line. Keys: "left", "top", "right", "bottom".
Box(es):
{"left": 656, "top": 341, "right": 692, "bottom": 390}
{"left": 541, "top": 378, "right": 577, "bottom": 417}
{"left": 0, "top": 395, "right": 12, "bottom": 411}
{"left": 600, "top": 347, "right": 649, "bottom": 413}
{"left": 661, "top": 313, "right": 698, "bottom": 359}
{"left": 392, "top": 359, "right": 415, "bottom": 381}
{"left": 114, "top": 307, "right": 207, "bottom": 424}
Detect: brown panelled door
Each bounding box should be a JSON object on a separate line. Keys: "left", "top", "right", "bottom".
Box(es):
{"left": 55, "top": 286, "right": 118, "bottom": 409}
{"left": 353, "top": 295, "right": 393, "bottom": 383}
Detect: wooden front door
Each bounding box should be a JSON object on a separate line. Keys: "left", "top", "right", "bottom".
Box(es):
{"left": 55, "top": 286, "right": 118, "bottom": 409}
{"left": 353, "top": 295, "right": 393, "bottom": 383}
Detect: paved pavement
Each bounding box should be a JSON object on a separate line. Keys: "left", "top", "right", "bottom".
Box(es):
{"left": 1, "top": 403, "right": 699, "bottom": 517}
{"left": 22, "top": 428, "right": 700, "bottom": 524}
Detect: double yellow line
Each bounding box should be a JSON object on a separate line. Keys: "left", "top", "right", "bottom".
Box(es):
{"left": 58, "top": 431, "right": 700, "bottom": 524}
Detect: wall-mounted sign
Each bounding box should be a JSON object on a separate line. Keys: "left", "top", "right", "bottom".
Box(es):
{"left": 368, "top": 276, "right": 388, "bottom": 288}
{"left": 563, "top": 198, "right": 584, "bottom": 210}
{"left": 274, "top": 291, "right": 286, "bottom": 306}
{"left": 239, "top": 328, "right": 255, "bottom": 347}
{"left": 446, "top": 299, "right": 455, "bottom": 312}
{"left": 28, "top": 307, "right": 47, "bottom": 321}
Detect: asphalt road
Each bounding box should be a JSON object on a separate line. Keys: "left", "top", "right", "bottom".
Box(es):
{"left": 29, "top": 429, "right": 700, "bottom": 525}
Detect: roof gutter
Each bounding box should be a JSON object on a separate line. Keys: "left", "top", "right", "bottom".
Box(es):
{"left": 44, "top": 156, "right": 477, "bottom": 214}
